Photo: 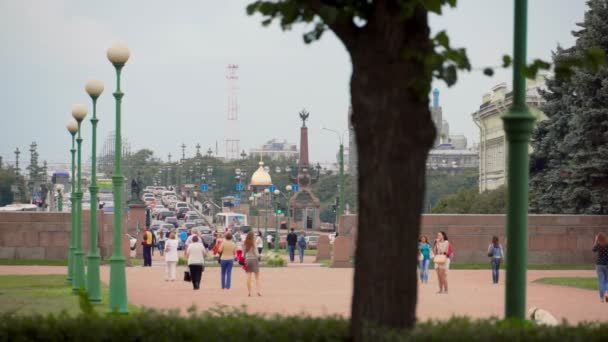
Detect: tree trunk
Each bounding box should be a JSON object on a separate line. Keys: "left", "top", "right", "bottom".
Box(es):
{"left": 346, "top": 6, "right": 435, "bottom": 341}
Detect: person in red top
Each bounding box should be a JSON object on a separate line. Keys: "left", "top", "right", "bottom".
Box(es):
{"left": 142, "top": 228, "right": 153, "bottom": 267}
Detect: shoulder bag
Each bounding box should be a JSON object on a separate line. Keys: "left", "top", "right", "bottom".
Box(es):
{"left": 433, "top": 254, "right": 447, "bottom": 265}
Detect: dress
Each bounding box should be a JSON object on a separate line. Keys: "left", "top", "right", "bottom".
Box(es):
{"left": 244, "top": 247, "right": 260, "bottom": 273}
{"left": 433, "top": 240, "right": 451, "bottom": 270}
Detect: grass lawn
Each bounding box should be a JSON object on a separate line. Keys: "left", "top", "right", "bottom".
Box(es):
{"left": 533, "top": 277, "right": 598, "bottom": 291}
{"left": 449, "top": 263, "right": 595, "bottom": 270}
{"left": 275, "top": 249, "right": 319, "bottom": 256}
{"left": 0, "top": 259, "right": 68, "bottom": 266}
{"left": 0, "top": 275, "right": 138, "bottom": 316}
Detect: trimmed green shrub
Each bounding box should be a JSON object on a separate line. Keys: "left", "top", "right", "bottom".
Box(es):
{"left": 263, "top": 252, "right": 286, "bottom": 267}
{"left": 0, "top": 310, "right": 607, "bottom": 341}
{"left": 177, "top": 257, "right": 187, "bottom": 266}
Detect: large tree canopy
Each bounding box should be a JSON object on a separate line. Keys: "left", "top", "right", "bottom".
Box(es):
{"left": 530, "top": 0, "right": 608, "bottom": 214}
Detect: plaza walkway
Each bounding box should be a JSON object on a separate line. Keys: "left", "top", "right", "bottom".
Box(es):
{"left": 1, "top": 264, "right": 604, "bottom": 323}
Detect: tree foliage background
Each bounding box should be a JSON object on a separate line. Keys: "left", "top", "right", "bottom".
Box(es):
{"left": 530, "top": 0, "right": 608, "bottom": 214}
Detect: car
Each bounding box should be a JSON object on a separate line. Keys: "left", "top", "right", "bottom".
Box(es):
{"left": 181, "top": 222, "right": 196, "bottom": 230}
{"left": 176, "top": 207, "right": 189, "bottom": 219}
{"left": 150, "top": 220, "right": 164, "bottom": 231}
{"left": 198, "top": 227, "right": 213, "bottom": 235}
{"left": 154, "top": 186, "right": 166, "bottom": 196}
{"left": 165, "top": 216, "right": 179, "bottom": 228}
{"left": 192, "top": 219, "right": 206, "bottom": 226}
{"left": 157, "top": 210, "right": 174, "bottom": 220}
{"left": 160, "top": 223, "right": 174, "bottom": 231}
{"left": 306, "top": 236, "right": 319, "bottom": 249}
{"left": 152, "top": 205, "right": 166, "bottom": 216}
{"left": 185, "top": 214, "right": 201, "bottom": 222}
{"left": 175, "top": 202, "right": 189, "bottom": 210}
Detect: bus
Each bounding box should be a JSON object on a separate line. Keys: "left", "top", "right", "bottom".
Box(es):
{"left": 213, "top": 212, "right": 247, "bottom": 232}
{"left": 51, "top": 171, "right": 71, "bottom": 193}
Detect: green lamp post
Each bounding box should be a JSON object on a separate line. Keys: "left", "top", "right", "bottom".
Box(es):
{"left": 273, "top": 189, "right": 280, "bottom": 252}
{"left": 263, "top": 188, "right": 270, "bottom": 249}
{"left": 503, "top": 0, "right": 535, "bottom": 320}
{"left": 71, "top": 104, "right": 88, "bottom": 293}
{"left": 66, "top": 119, "right": 78, "bottom": 283}
{"left": 85, "top": 79, "right": 104, "bottom": 304}
{"left": 107, "top": 41, "right": 130, "bottom": 314}
{"left": 284, "top": 185, "right": 293, "bottom": 231}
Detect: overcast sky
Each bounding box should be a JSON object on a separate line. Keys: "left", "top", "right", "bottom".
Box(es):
{"left": 0, "top": 0, "right": 586, "bottom": 169}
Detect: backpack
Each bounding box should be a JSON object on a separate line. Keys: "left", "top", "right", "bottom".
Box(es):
{"left": 298, "top": 236, "right": 306, "bottom": 248}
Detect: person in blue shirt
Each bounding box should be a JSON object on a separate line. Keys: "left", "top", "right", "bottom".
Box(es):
{"left": 418, "top": 235, "right": 432, "bottom": 283}
{"left": 488, "top": 236, "right": 504, "bottom": 284}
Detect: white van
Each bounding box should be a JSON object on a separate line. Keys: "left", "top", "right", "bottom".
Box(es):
{"left": 214, "top": 212, "right": 247, "bottom": 232}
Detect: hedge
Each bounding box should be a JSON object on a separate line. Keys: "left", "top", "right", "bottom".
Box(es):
{"left": 1, "top": 309, "right": 607, "bottom": 341}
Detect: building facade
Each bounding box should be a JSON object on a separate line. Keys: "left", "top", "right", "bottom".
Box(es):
{"left": 249, "top": 139, "right": 298, "bottom": 161}
{"left": 427, "top": 144, "right": 479, "bottom": 170}
{"left": 472, "top": 77, "right": 546, "bottom": 192}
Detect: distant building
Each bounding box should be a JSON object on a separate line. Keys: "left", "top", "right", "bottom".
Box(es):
{"left": 472, "top": 76, "right": 546, "bottom": 192}
{"left": 427, "top": 144, "right": 479, "bottom": 170}
{"left": 431, "top": 89, "right": 446, "bottom": 146}
{"left": 249, "top": 139, "right": 298, "bottom": 161}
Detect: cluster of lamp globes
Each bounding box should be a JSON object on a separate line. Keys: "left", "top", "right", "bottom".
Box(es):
{"left": 65, "top": 42, "right": 130, "bottom": 136}
{"left": 248, "top": 185, "right": 293, "bottom": 201}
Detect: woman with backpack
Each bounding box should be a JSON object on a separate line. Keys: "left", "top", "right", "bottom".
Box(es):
{"left": 297, "top": 231, "right": 307, "bottom": 263}
{"left": 488, "top": 236, "right": 504, "bottom": 284}
{"left": 432, "top": 231, "right": 453, "bottom": 294}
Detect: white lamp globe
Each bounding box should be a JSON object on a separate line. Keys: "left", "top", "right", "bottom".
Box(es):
{"left": 285, "top": 185, "right": 292, "bottom": 192}
{"left": 66, "top": 119, "right": 78, "bottom": 135}
{"left": 249, "top": 196, "right": 254, "bottom": 201}
{"left": 264, "top": 188, "right": 270, "bottom": 194}
{"left": 71, "top": 104, "right": 88, "bottom": 122}
{"left": 107, "top": 41, "right": 130, "bottom": 65}
{"left": 85, "top": 79, "right": 104, "bottom": 98}
{"left": 273, "top": 189, "right": 280, "bottom": 195}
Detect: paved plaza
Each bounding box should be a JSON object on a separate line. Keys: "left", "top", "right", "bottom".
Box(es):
{"left": 1, "top": 261, "right": 605, "bottom": 323}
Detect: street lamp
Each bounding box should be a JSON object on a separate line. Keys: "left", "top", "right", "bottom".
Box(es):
{"left": 263, "top": 188, "right": 270, "bottom": 249}
{"left": 65, "top": 119, "right": 78, "bottom": 284}
{"left": 85, "top": 79, "right": 104, "bottom": 304}
{"left": 273, "top": 189, "right": 280, "bottom": 252}
{"left": 285, "top": 184, "right": 293, "bottom": 231}
{"left": 107, "top": 41, "right": 130, "bottom": 314}
{"left": 71, "top": 103, "right": 87, "bottom": 294}
{"left": 322, "top": 127, "right": 347, "bottom": 218}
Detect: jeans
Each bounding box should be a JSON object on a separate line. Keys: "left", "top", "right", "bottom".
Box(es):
{"left": 189, "top": 264, "right": 203, "bottom": 290}
{"left": 419, "top": 259, "right": 430, "bottom": 283}
{"left": 298, "top": 246, "right": 305, "bottom": 263}
{"left": 596, "top": 264, "right": 608, "bottom": 299}
{"left": 287, "top": 245, "right": 295, "bottom": 262}
{"left": 158, "top": 241, "right": 165, "bottom": 256}
{"left": 220, "top": 260, "right": 233, "bottom": 289}
{"left": 143, "top": 245, "right": 152, "bottom": 267}
{"left": 257, "top": 247, "right": 263, "bottom": 261}
{"left": 491, "top": 258, "right": 501, "bottom": 284}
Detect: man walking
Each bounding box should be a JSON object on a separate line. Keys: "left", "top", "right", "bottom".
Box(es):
{"left": 286, "top": 228, "right": 298, "bottom": 263}
{"left": 142, "top": 228, "right": 153, "bottom": 267}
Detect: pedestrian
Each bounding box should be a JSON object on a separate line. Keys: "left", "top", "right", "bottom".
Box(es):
{"left": 219, "top": 232, "right": 237, "bottom": 290}
{"left": 487, "top": 236, "right": 504, "bottom": 284}
{"left": 286, "top": 228, "right": 298, "bottom": 262}
{"left": 592, "top": 232, "right": 608, "bottom": 302}
{"left": 142, "top": 228, "right": 153, "bottom": 267}
{"left": 432, "top": 231, "right": 453, "bottom": 294}
{"left": 243, "top": 231, "right": 261, "bottom": 297}
{"left": 151, "top": 229, "right": 157, "bottom": 256}
{"left": 418, "top": 235, "right": 432, "bottom": 284}
{"left": 164, "top": 231, "right": 179, "bottom": 281}
{"left": 158, "top": 229, "right": 167, "bottom": 257}
{"left": 266, "top": 233, "right": 274, "bottom": 250}
{"left": 297, "top": 231, "right": 306, "bottom": 263}
{"left": 255, "top": 231, "right": 264, "bottom": 260}
{"left": 185, "top": 235, "right": 207, "bottom": 290}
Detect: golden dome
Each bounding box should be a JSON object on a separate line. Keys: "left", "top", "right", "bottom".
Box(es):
{"left": 250, "top": 161, "right": 272, "bottom": 186}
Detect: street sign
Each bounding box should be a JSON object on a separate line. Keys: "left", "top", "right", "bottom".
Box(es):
{"left": 291, "top": 184, "right": 299, "bottom": 192}
{"left": 234, "top": 193, "right": 241, "bottom": 198}
{"left": 269, "top": 185, "right": 277, "bottom": 193}
{"left": 235, "top": 183, "right": 244, "bottom": 191}
{"left": 200, "top": 184, "right": 208, "bottom": 192}
{"left": 234, "top": 199, "right": 241, "bottom": 205}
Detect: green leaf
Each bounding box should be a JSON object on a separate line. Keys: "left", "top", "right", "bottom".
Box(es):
{"left": 483, "top": 68, "right": 494, "bottom": 76}
{"left": 583, "top": 47, "right": 606, "bottom": 72}
{"left": 420, "top": 0, "right": 443, "bottom": 14}
{"left": 444, "top": 65, "right": 457, "bottom": 86}
{"left": 502, "top": 55, "right": 512, "bottom": 68}
{"left": 434, "top": 31, "right": 449, "bottom": 47}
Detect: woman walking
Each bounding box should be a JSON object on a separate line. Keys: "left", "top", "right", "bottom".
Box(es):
{"left": 164, "top": 231, "right": 179, "bottom": 281}
{"left": 488, "top": 236, "right": 504, "bottom": 284}
{"left": 219, "top": 233, "right": 237, "bottom": 290}
{"left": 185, "top": 235, "right": 207, "bottom": 290}
{"left": 592, "top": 232, "right": 608, "bottom": 302}
{"left": 158, "top": 229, "right": 167, "bottom": 257}
{"left": 418, "top": 235, "right": 432, "bottom": 284}
{"left": 243, "top": 231, "right": 262, "bottom": 296}
{"left": 433, "top": 231, "right": 453, "bottom": 294}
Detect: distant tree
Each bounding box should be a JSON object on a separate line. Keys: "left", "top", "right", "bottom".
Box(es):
{"left": 424, "top": 169, "right": 478, "bottom": 212}
{"left": 530, "top": 0, "right": 608, "bottom": 214}
{"left": 0, "top": 168, "right": 17, "bottom": 206}
{"left": 432, "top": 186, "right": 506, "bottom": 214}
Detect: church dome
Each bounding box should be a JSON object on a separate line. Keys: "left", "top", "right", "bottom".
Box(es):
{"left": 250, "top": 161, "right": 272, "bottom": 187}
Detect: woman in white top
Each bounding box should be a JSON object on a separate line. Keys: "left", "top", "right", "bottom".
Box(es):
{"left": 164, "top": 231, "right": 179, "bottom": 281}
{"left": 433, "top": 231, "right": 453, "bottom": 294}
{"left": 185, "top": 235, "right": 207, "bottom": 290}
{"left": 255, "top": 231, "right": 264, "bottom": 261}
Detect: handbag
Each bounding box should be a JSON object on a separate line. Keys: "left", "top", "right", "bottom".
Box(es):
{"left": 183, "top": 271, "right": 191, "bottom": 282}
{"left": 433, "top": 254, "right": 447, "bottom": 265}
{"left": 217, "top": 252, "right": 222, "bottom": 264}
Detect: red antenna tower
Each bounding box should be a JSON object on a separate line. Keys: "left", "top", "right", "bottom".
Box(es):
{"left": 225, "top": 64, "right": 240, "bottom": 160}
